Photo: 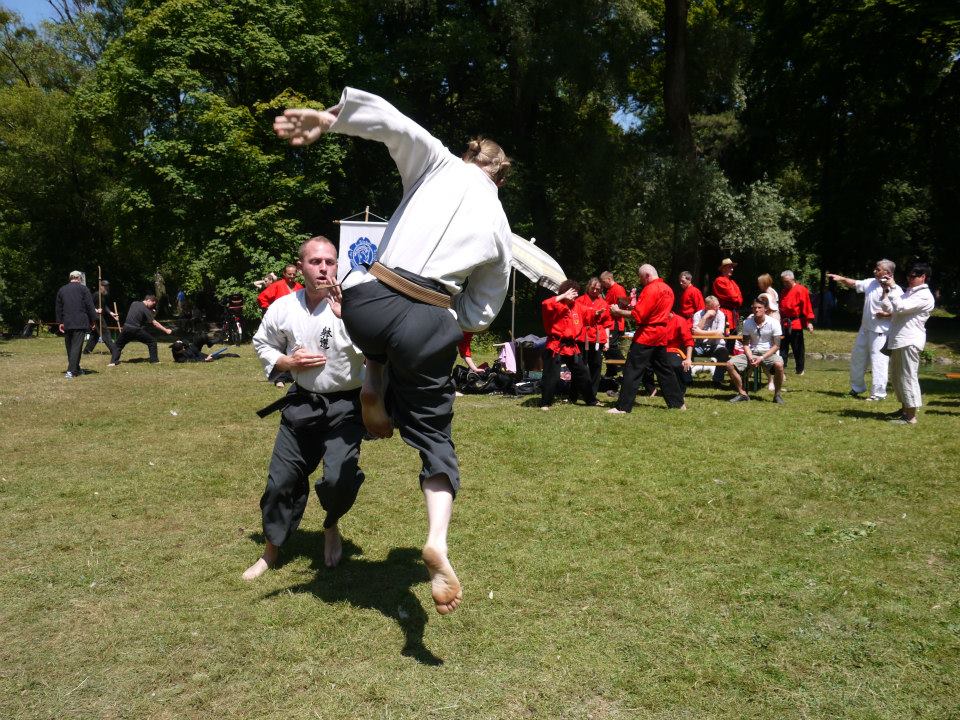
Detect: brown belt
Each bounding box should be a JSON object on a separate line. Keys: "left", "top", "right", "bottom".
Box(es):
{"left": 368, "top": 262, "right": 452, "bottom": 309}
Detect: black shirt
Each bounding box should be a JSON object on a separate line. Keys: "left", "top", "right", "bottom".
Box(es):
{"left": 123, "top": 301, "right": 155, "bottom": 330}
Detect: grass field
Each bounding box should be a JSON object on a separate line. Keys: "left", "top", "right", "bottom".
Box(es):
{"left": 2, "top": 334, "right": 958, "bottom": 719}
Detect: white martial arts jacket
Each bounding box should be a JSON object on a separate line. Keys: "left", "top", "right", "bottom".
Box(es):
{"left": 253, "top": 291, "right": 364, "bottom": 394}
{"left": 329, "top": 87, "right": 512, "bottom": 332}
{"left": 855, "top": 277, "right": 901, "bottom": 334}
{"left": 881, "top": 283, "right": 935, "bottom": 351}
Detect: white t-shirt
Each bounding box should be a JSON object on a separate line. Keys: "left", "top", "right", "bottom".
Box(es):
{"left": 742, "top": 315, "right": 782, "bottom": 354}
{"left": 329, "top": 88, "right": 512, "bottom": 332}
{"left": 692, "top": 309, "right": 725, "bottom": 348}
{"left": 252, "top": 291, "right": 364, "bottom": 394}
{"left": 855, "top": 277, "right": 901, "bottom": 334}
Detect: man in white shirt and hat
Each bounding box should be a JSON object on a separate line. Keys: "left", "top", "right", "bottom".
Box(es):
{"left": 828, "top": 259, "right": 901, "bottom": 400}
{"left": 273, "top": 88, "right": 513, "bottom": 615}
{"left": 879, "top": 261, "right": 935, "bottom": 425}
{"left": 243, "top": 236, "right": 366, "bottom": 579}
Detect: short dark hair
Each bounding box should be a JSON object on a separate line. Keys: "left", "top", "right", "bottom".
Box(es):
{"left": 752, "top": 295, "right": 770, "bottom": 309}
{"left": 908, "top": 261, "right": 931, "bottom": 279}
{"left": 143, "top": 294, "right": 158, "bottom": 302}
{"left": 557, "top": 279, "right": 582, "bottom": 295}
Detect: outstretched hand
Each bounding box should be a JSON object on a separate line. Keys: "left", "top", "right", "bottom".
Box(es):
{"left": 327, "top": 284, "right": 343, "bottom": 318}
{"left": 273, "top": 108, "right": 338, "bottom": 146}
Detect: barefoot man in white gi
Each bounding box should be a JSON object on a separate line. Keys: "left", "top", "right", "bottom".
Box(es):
{"left": 274, "top": 88, "right": 513, "bottom": 614}
{"left": 244, "top": 237, "right": 366, "bottom": 580}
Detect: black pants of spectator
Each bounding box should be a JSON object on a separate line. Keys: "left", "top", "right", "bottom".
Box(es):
{"left": 342, "top": 277, "right": 463, "bottom": 495}
{"left": 541, "top": 349, "right": 595, "bottom": 407}
{"left": 111, "top": 327, "right": 158, "bottom": 364}
{"left": 642, "top": 353, "right": 691, "bottom": 399}
{"left": 83, "top": 321, "right": 117, "bottom": 355}
{"left": 571, "top": 342, "right": 604, "bottom": 401}
{"left": 604, "top": 329, "right": 625, "bottom": 376}
{"left": 260, "top": 390, "right": 365, "bottom": 547}
{"left": 616, "top": 342, "right": 684, "bottom": 412}
{"left": 780, "top": 325, "right": 805, "bottom": 373}
{"left": 697, "top": 342, "right": 730, "bottom": 384}
{"left": 64, "top": 329, "right": 86, "bottom": 375}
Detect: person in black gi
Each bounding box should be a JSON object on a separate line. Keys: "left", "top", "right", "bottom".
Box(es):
{"left": 109, "top": 294, "right": 173, "bottom": 365}
{"left": 83, "top": 279, "right": 119, "bottom": 355}
{"left": 243, "top": 237, "right": 366, "bottom": 579}
{"left": 55, "top": 270, "right": 98, "bottom": 379}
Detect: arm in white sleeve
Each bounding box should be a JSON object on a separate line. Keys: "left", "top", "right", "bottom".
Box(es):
{"left": 889, "top": 288, "right": 933, "bottom": 317}
{"left": 252, "top": 305, "right": 288, "bottom": 379}
{"left": 453, "top": 254, "right": 511, "bottom": 332}
{"left": 328, "top": 87, "right": 451, "bottom": 194}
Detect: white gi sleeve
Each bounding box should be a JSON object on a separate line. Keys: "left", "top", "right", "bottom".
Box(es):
{"left": 452, "top": 233, "right": 512, "bottom": 332}
{"left": 329, "top": 87, "right": 452, "bottom": 195}
{"left": 252, "top": 303, "right": 288, "bottom": 379}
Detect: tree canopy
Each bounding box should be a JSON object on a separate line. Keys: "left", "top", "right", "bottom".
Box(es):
{"left": 1, "top": 0, "right": 957, "bottom": 328}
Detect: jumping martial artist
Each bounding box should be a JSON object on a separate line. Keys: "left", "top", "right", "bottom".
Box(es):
{"left": 273, "top": 88, "right": 512, "bottom": 614}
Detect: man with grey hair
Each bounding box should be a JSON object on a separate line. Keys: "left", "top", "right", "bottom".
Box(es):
{"left": 608, "top": 264, "right": 684, "bottom": 413}
{"left": 55, "top": 270, "right": 98, "bottom": 379}
{"left": 778, "top": 270, "right": 814, "bottom": 375}
{"left": 828, "top": 260, "right": 901, "bottom": 400}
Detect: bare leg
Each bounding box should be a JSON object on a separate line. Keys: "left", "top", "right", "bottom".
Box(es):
{"left": 421, "top": 475, "right": 462, "bottom": 615}
{"left": 360, "top": 359, "right": 394, "bottom": 438}
{"left": 774, "top": 364, "right": 785, "bottom": 394}
{"left": 324, "top": 524, "right": 343, "bottom": 567}
{"left": 242, "top": 540, "right": 279, "bottom": 581}
{"left": 727, "top": 362, "right": 747, "bottom": 396}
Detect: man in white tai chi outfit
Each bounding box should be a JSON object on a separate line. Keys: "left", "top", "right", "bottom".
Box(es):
{"left": 274, "top": 88, "right": 512, "bottom": 614}
{"left": 828, "top": 259, "right": 901, "bottom": 400}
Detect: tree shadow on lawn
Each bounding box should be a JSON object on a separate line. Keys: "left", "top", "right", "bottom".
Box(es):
{"left": 258, "top": 532, "right": 443, "bottom": 666}
{"left": 820, "top": 408, "right": 893, "bottom": 421}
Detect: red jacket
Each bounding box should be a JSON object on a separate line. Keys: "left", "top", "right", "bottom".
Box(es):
{"left": 542, "top": 296, "right": 584, "bottom": 355}
{"left": 779, "top": 283, "right": 814, "bottom": 330}
{"left": 604, "top": 282, "right": 628, "bottom": 332}
{"left": 712, "top": 275, "right": 743, "bottom": 332}
{"left": 631, "top": 278, "right": 674, "bottom": 346}
{"left": 258, "top": 280, "right": 303, "bottom": 309}
{"left": 575, "top": 295, "right": 612, "bottom": 344}
{"left": 458, "top": 332, "right": 474, "bottom": 359}
{"left": 665, "top": 312, "right": 694, "bottom": 357}
{"left": 678, "top": 285, "right": 705, "bottom": 320}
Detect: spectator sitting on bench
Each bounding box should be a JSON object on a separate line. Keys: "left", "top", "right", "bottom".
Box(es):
{"left": 726, "top": 296, "right": 784, "bottom": 404}
{"left": 692, "top": 295, "right": 728, "bottom": 388}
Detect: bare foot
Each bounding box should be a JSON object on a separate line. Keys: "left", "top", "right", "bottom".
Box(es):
{"left": 360, "top": 360, "right": 394, "bottom": 438}
{"left": 606, "top": 408, "right": 626, "bottom": 415}
{"left": 324, "top": 525, "right": 343, "bottom": 568}
{"left": 422, "top": 545, "right": 462, "bottom": 615}
{"left": 242, "top": 542, "right": 278, "bottom": 581}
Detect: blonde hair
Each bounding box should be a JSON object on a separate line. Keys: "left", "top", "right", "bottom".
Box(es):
{"left": 462, "top": 137, "right": 512, "bottom": 186}
{"left": 757, "top": 273, "right": 773, "bottom": 291}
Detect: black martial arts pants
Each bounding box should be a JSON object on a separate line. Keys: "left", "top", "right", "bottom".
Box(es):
{"left": 341, "top": 278, "right": 464, "bottom": 495}
{"left": 64, "top": 329, "right": 86, "bottom": 375}
{"left": 615, "top": 342, "right": 684, "bottom": 412}
{"left": 780, "top": 325, "right": 806, "bottom": 373}
{"left": 540, "top": 348, "right": 595, "bottom": 407}
{"left": 260, "top": 390, "right": 365, "bottom": 547}
{"left": 84, "top": 320, "right": 117, "bottom": 354}
{"left": 111, "top": 327, "right": 158, "bottom": 364}
{"left": 642, "top": 352, "right": 692, "bottom": 400}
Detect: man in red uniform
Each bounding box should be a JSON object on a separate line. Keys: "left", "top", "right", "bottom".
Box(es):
{"left": 778, "top": 269, "right": 815, "bottom": 375}
{"left": 257, "top": 264, "right": 304, "bottom": 309}
{"left": 540, "top": 280, "right": 598, "bottom": 409}
{"left": 574, "top": 277, "right": 613, "bottom": 399}
{"left": 712, "top": 258, "right": 743, "bottom": 333}
{"left": 677, "top": 271, "right": 705, "bottom": 320}
{"left": 608, "top": 264, "right": 684, "bottom": 413}
{"left": 600, "top": 270, "right": 628, "bottom": 377}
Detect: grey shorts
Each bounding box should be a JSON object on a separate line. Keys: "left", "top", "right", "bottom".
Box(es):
{"left": 730, "top": 353, "right": 783, "bottom": 372}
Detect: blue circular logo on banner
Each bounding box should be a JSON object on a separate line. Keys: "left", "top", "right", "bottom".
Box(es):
{"left": 348, "top": 236, "right": 378, "bottom": 270}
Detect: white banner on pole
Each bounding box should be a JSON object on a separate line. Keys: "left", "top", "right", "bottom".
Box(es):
{"left": 338, "top": 221, "right": 388, "bottom": 282}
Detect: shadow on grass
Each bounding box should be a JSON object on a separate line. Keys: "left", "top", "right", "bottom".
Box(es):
{"left": 258, "top": 532, "right": 442, "bottom": 666}
{"left": 819, "top": 408, "right": 892, "bottom": 420}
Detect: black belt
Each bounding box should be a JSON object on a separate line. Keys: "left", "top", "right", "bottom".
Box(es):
{"left": 549, "top": 336, "right": 578, "bottom": 347}
{"left": 256, "top": 384, "right": 359, "bottom": 418}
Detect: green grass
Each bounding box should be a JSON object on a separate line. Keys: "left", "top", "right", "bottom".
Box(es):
{"left": 1, "top": 336, "right": 958, "bottom": 719}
